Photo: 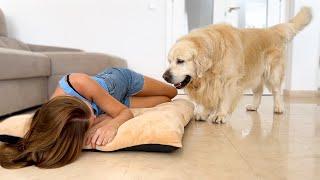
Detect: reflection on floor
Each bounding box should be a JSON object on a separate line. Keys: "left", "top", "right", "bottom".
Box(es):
{"left": 0, "top": 96, "right": 319, "bottom": 179}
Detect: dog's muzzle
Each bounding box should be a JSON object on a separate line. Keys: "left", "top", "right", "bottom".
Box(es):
{"left": 162, "top": 70, "right": 191, "bottom": 89}
{"left": 162, "top": 70, "right": 173, "bottom": 83}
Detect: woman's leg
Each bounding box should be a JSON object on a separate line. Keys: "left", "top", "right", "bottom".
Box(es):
{"left": 130, "top": 96, "right": 172, "bottom": 108}
{"left": 130, "top": 76, "right": 177, "bottom": 108}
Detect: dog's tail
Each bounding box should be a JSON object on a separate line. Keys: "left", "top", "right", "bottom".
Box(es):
{"left": 271, "top": 6, "right": 312, "bottom": 41}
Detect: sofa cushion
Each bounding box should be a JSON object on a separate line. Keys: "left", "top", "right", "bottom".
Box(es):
{"left": 27, "top": 44, "right": 83, "bottom": 52}
{"left": 44, "top": 52, "right": 127, "bottom": 75}
{"left": 0, "top": 37, "right": 30, "bottom": 51}
{"left": 0, "top": 77, "right": 47, "bottom": 116}
{"left": 0, "top": 48, "right": 50, "bottom": 80}
{"left": 48, "top": 75, "right": 64, "bottom": 98}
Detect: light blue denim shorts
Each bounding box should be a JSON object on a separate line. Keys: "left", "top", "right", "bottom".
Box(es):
{"left": 95, "top": 67, "right": 144, "bottom": 107}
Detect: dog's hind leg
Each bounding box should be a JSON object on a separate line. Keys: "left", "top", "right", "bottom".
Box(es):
{"left": 246, "top": 82, "right": 264, "bottom": 111}
{"left": 265, "top": 54, "right": 285, "bottom": 114}
{"left": 269, "top": 84, "right": 284, "bottom": 114}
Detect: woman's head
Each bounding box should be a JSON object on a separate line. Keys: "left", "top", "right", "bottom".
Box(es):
{"left": 0, "top": 96, "right": 91, "bottom": 169}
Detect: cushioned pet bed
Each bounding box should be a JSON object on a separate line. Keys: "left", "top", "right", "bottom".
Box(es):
{"left": 0, "top": 99, "right": 194, "bottom": 152}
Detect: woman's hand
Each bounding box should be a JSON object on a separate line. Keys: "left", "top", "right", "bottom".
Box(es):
{"left": 85, "top": 119, "right": 119, "bottom": 148}
{"left": 85, "top": 109, "right": 133, "bottom": 148}
{"left": 93, "top": 114, "right": 112, "bottom": 125}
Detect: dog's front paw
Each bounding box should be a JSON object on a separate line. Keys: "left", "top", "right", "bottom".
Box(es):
{"left": 194, "top": 111, "right": 209, "bottom": 121}
{"left": 194, "top": 105, "right": 209, "bottom": 121}
{"left": 246, "top": 104, "right": 258, "bottom": 111}
{"left": 274, "top": 105, "right": 284, "bottom": 114}
{"left": 208, "top": 113, "right": 227, "bottom": 124}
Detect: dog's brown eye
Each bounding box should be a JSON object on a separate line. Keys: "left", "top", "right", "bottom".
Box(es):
{"left": 177, "top": 59, "right": 185, "bottom": 64}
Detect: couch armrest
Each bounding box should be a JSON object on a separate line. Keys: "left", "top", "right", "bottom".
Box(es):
{"left": 27, "top": 43, "right": 83, "bottom": 52}
{"left": 0, "top": 48, "right": 50, "bottom": 80}
{"left": 44, "top": 52, "right": 127, "bottom": 75}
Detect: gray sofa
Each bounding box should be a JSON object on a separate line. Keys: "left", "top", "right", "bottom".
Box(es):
{"left": 0, "top": 8, "right": 127, "bottom": 116}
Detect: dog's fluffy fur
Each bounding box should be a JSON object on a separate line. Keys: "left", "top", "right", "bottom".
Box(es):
{"left": 164, "top": 7, "right": 312, "bottom": 123}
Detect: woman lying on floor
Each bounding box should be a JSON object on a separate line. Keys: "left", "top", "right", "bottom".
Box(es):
{"left": 0, "top": 68, "right": 177, "bottom": 169}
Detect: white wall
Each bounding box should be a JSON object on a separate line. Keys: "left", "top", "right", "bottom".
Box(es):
{"left": 289, "top": 0, "right": 320, "bottom": 91}
{"left": 0, "top": 0, "right": 168, "bottom": 80}
{"left": 1, "top": 0, "right": 318, "bottom": 90}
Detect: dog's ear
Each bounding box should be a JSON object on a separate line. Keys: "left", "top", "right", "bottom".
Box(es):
{"left": 194, "top": 50, "right": 213, "bottom": 78}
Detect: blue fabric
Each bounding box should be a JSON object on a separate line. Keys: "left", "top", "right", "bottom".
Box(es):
{"left": 58, "top": 68, "right": 144, "bottom": 116}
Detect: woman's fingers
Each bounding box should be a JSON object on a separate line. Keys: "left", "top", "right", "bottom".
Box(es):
{"left": 91, "top": 132, "right": 100, "bottom": 148}
{"left": 87, "top": 126, "right": 118, "bottom": 147}
{"left": 108, "top": 133, "right": 116, "bottom": 144}
{"left": 86, "top": 136, "right": 91, "bottom": 145}
{"left": 101, "top": 132, "right": 115, "bottom": 146}
{"left": 86, "top": 131, "right": 94, "bottom": 145}
{"left": 102, "top": 137, "right": 109, "bottom": 146}
{"left": 96, "top": 134, "right": 105, "bottom": 146}
{"left": 85, "top": 129, "right": 95, "bottom": 145}
{"left": 99, "top": 131, "right": 111, "bottom": 146}
{"left": 104, "top": 132, "right": 116, "bottom": 145}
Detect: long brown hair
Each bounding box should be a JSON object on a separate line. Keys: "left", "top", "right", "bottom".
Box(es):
{"left": 0, "top": 96, "right": 90, "bottom": 169}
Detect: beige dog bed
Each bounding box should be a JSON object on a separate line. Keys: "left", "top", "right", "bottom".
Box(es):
{"left": 0, "top": 99, "right": 194, "bottom": 152}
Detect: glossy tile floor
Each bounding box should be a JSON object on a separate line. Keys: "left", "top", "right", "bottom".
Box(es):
{"left": 0, "top": 96, "right": 319, "bottom": 180}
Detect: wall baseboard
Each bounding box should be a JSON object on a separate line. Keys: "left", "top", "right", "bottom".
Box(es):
{"left": 179, "top": 90, "right": 320, "bottom": 98}
{"left": 283, "top": 90, "right": 320, "bottom": 98}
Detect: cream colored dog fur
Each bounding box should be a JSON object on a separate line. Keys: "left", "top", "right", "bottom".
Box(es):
{"left": 163, "top": 7, "right": 312, "bottom": 123}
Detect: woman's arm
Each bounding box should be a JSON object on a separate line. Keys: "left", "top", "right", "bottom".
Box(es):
{"left": 69, "top": 73, "right": 132, "bottom": 117}
{"left": 68, "top": 73, "right": 134, "bottom": 146}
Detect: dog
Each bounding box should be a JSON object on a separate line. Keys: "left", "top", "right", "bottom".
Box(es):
{"left": 163, "top": 7, "right": 312, "bottom": 124}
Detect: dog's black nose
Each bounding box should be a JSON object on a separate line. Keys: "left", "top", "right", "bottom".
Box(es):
{"left": 162, "top": 70, "right": 172, "bottom": 83}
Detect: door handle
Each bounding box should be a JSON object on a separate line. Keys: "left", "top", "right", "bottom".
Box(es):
{"left": 227, "top": 6, "right": 240, "bottom": 13}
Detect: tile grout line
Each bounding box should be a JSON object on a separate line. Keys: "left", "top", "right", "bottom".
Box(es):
{"left": 222, "top": 129, "right": 261, "bottom": 179}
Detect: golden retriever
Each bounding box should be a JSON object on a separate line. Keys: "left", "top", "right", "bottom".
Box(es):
{"left": 163, "top": 7, "right": 312, "bottom": 123}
